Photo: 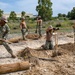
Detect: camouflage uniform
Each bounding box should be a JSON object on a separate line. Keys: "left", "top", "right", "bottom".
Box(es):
{"left": 21, "top": 28, "right": 27, "bottom": 40}
{"left": 20, "top": 18, "right": 27, "bottom": 40}
{"left": 0, "top": 24, "right": 10, "bottom": 39}
{"left": 35, "top": 24, "right": 42, "bottom": 36}
{"left": 44, "top": 40, "right": 54, "bottom": 50}
{"left": 35, "top": 16, "right": 42, "bottom": 37}
{"left": 0, "top": 24, "right": 13, "bottom": 55}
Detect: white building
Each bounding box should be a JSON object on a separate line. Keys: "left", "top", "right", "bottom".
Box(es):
{"left": 3, "top": 12, "right": 34, "bottom": 18}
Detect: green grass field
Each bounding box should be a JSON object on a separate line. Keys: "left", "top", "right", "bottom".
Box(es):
{"left": 7, "top": 20, "right": 74, "bottom": 34}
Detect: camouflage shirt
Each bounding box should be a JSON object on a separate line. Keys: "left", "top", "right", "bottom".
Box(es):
{"left": 0, "top": 24, "right": 10, "bottom": 39}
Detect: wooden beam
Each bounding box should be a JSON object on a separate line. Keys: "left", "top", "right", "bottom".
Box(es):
{"left": 0, "top": 61, "right": 30, "bottom": 74}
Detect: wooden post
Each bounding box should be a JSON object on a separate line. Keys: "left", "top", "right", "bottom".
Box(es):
{"left": 0, "top": 61, "right": 30, "bottom": 74}
{"left": 74, "top": 29, "right": 75, "bottom": 44}
{"left": 73, "top": 25, "right": 75, "bottom": 44}
{"left": 55, "top": 33, "right": 58, "bottom": 50}
{"left": 52, "top": 32, "right": 58, "bottom": 57}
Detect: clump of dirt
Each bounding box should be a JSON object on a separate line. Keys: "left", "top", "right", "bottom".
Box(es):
{"left": 59, "top": 43, "right": 75, "bottom": 52}
{"left": 18, "top": 43, "right": 75, "bottom": 75}
{"left": 18, "top": 47, "right": 52, "bottom": 64}
{"left": 26, "top": 34, "right": 39, "bottom": 40}
{"left": 18, "top": 47, "right": 33, "bottom": 58}
{"left": 8, "top": 37, "right": 27, "bottom": 43}
{"left": 66, "top": 35, "right": 73, "bottom": 38}
{"left": 8, "top": 38, "right": 20, "bottom": 43}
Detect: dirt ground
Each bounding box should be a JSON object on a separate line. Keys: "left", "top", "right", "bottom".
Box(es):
{"left": 18, "top": 43, "right": 75, "bottom": 75}
{"left": 0, "top": 32, "right": 75, "bottom": 75}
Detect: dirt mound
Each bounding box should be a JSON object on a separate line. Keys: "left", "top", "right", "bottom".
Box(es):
{"left": 18, "top": 43, "right": 74, "bottom": 60}
{"left": 66, "top": 35, "right": 73, "bottom": 38}
{"left": 18, "top": 47, "right": 53, "bottom": 59}
{"left": 26, "top": 34, "right": 39, "bottom": 40}
{"left": 17, "top": 43, "right": 75, "bottom": 75}
{"left": 8, "top": 38, "right": 21, "bottom": 43}
{"left": 8, "top": 37, "right": 27, "bottom": 43}
{"left": 59, "top": 43, "right": 75, "bottom": 51}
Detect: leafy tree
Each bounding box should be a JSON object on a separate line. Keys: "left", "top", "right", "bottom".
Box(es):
{"left": 21, "top": 11, "right": 26, "bottom": 18}
{"left": 67, "top": 12, "right": 71, "bottom": 19}
{"left": 58, "top": 13, "right": 66, "bottom": 17}
{"left": 9, "top": 11, "right": 17, "bottom": 21}
{"left": 58, "top": 13, "right": 63, "bottom": 17}
{"left": 62, "top": 14, "right": 66, "bottom": 17}
{"left": 67, "top": 7, "right": 75, "bottom": 20}
{"left": 0, "top": 9, "right": 3, "bottom": 17}
{"left": 36, "top": 0, "right": 53, "bottom": 21}
{"left": 70, "top": 7, "right": 75, "bottom": 19}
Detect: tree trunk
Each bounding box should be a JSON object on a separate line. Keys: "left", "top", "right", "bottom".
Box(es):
{"left": 0, "top": 61, "right": 30, "bottom": 74}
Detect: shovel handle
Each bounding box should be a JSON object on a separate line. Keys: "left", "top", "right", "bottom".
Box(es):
{"left": 55, "top": 32, "right": 58, "bottom": 50}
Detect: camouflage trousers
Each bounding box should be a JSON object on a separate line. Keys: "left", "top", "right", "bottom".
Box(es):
{"left": 35, "top": 25, "right": 42, "bottom": 36}
{"left": 1, "top": 41, "right": 13, "bottom": 55}
{"left": 44, "top": 40, "right": 54, "bottom": 50}
{"left": 2, "top": 33, "right": 9, "bottom": 40}
{"left": 21, "top": 29, "right": 27, "bottom": 40}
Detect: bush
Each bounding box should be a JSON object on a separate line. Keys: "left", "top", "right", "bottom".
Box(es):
{"left": 55, "top": 23, "right": 61, "bottom": 27}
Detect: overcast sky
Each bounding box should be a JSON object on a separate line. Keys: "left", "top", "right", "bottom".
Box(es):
{"left": 0, "top": 0, "right": 75, "bottom": 16}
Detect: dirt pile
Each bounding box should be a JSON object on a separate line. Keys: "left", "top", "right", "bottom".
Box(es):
{"left": 8, "top": 37, "right": 27, "bottom": 43}
{"left": 18, "top": 43, "right": 75, "bottom": 75}
{"left": 66, "top": 35, "right": 73, "bottom": 38}
{"left": 59, "top": 43, "right": 75, "bottom": 51}
{"left": 26, "top": 34, "right": 39, "bottom": 40}
{"left": 18, "top": 47, "right": 53, "bottom": 59}
{"left": 8, "top": 37, "right": 22, "bottom": 43}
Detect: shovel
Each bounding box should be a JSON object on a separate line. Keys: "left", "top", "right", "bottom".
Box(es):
{"left": 73, "top": 28, "right": 75, "bottom": 44}
{"left": 52, "top": 31, "right": 59, "bottom": 57}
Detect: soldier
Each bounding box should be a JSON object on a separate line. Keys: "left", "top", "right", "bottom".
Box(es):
{"left": 0, "top": 16, "right": 16, "bottom": 58}
{"left": 42, "top": 25, "right": 54, "bottom": 50}
{"left": 20, "top": 17, "right": 27, "bottom": 40}
{"left": 72, "top": 23, "right": 75, "bottom": 44}
{"left": 35, "top": 16, "right": 43, "bottom": 37}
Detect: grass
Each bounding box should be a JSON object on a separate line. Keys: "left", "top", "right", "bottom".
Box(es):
{"left": 7, "top": 20, "right": 74, "bottom": 34}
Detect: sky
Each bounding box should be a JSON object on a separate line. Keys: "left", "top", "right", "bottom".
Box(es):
{"left": 0, "top": 0, "right": 75, "bottom": 16}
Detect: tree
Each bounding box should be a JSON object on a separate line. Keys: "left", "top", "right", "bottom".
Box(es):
{"left": 70, "top": 7, "right": 75, "bottom": 19}
{"left": 0, "top": 9, "right": 3, "bottom": 17}
{"left": 21, "top": 11, "right": 26, "bottom": 18}
{"left": 58, "top": 13, "right": 62, "bottom": 17}
{"left": 67, "top": 7, "right": 75, "bottom": 20}
{"left": 62, "top": 14, "right": 66, "bottom": 17}
{"left": 58, "top": 13, "right": 66, "bottom": 17}
{"left": 9, "top": 11, "right": 17, "bottom": 21}
{"left": 36, "top": 0, "right": 53, "bottom": 21}
{"left": 67, "top": 12, "right": 71, "bottom": 19}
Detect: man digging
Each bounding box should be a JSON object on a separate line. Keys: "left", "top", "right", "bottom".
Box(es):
{"left": 0, "top": 16, "right": 16, "bottom": 58}
{"left": 35, "top": 16, "right": 43, "bottom": 38}
{"left": 42, "top": 25, "right": 54, "bottom": 50}
{"left": 20, "top": 17, "right": 27, "bottom": 40}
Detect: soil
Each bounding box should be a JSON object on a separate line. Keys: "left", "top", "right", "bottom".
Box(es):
{"left": 0, "top": 32, "right": 75, "bottom": 75}
{"left": 26, "top": 34, "right": 40, "bottom": 40}
{"left": 18, "top": 43, "right": 75, "bottom": 75}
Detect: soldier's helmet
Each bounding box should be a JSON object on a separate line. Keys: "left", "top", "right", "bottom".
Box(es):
{"left": 0, "top": 16, "right": 8, "bottom": 23}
